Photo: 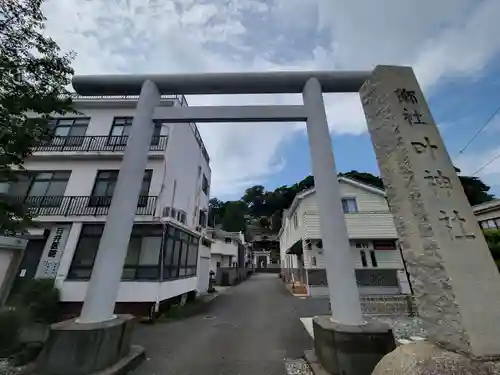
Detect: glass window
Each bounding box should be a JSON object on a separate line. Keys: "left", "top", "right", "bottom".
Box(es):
{"left": 110, "top": 117, "right": 161, "bottom": 146}
{"left": 342, "top": 198, "right": 358, "bottom": 213}
{"left": 360, "top": 250, "right": 368, "bottom": 267}
{"left": 90, "top": 170, "right": 151, "bottom": 207}
{"left": 202, "top": 174, "right": 209, "bottom": 195}
{"left": 49, "top": 118, "right": 89, "bottom": 139}
{"left": 370, "top": 250, "right": 378, "bottom": 267}
{"left": 68, "top": 224, "right": 162, "bottom": 281}
{"left": 187, "top": 243, "right": 198, "bottom": 267}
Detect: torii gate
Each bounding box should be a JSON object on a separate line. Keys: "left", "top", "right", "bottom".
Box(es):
{"left": 72, "top": 71, "right": 369, "bottom": 326}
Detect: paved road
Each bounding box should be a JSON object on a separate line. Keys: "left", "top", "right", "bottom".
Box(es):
{"left": 131, "top": 273, "right": 313, "bottom": 375}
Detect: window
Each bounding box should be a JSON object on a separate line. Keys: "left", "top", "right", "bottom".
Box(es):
{"left": 360, "top": 250, "right": 368, "bottom": 267}
{"left": 199, "top": 209, "right": 207, "bottom": 227}
{"left": 68, "top": 224, "right": 163, "bottom": 280}
{"left": 293, "top": 213, "right": 298, "bottom": 229}
{"left": 342, "top": 198, "right": 358, "bottom": 213}
{"left": 163, "top": 226, "right": 199, "bottom": 280}
{"left": 372, "top": 240, "right": 397, "bottom": 250}
{"left": 48, "top": 118, "right": 89, "bottom": 146}
{"left": 312, "top": 256, "right": 317, "bottom": 267}
{"left": 176, "top": 210, "right": 187, "bottom": 224}
{"left": 224, "top": 237, "right": 232, "bottom": 244}
{"left": 370, "top": 250, "right": 378, "bottom": 267}
{"left": 109, "top": 117, "right": 162, "bottom": 146}
{"left": 7, "top": 171, "right": 70, "bottom": 207}
{"left": 202, "top": 174, "right": 209, "bottom": 195}
{"left": 481, "top": 219, "right": 498, "bottom": 229}
{"left": 90, "top": 170, "right": 152, "bottom": 207}
{"left": 355, "top": 241, "right": 369, "bottom": 249}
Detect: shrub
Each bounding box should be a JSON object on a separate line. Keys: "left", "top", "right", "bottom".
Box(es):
{"left": 15, "top": 279, "right": 60, "bottom": 324}
{"left": 0, "top": 308, "right": 25, "bottom": 357}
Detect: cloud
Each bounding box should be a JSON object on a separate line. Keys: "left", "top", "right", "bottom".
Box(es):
{"left": 42, "top": 0, "right": 500, "bottom": 197}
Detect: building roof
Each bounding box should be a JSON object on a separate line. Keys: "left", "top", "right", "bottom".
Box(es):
{"left": 472, "top": 199, "right": 500, "bottom": 215}
{"left": 287, "top": 176, "right": 385, "bottom": 218}
{"left": 277, "top": 176, "right": 386, "bottom": 238}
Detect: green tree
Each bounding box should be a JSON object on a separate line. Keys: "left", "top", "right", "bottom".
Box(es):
{"left": 221, "top": 201, "right": 247, "bottom": 232}
{"left": 483, "top": 229, "right": 500, "bottom": 269}
{"left": 0, "top": 0, "right": 75, "bottom": 234}
{"left": 457, "top": 175, "right": 494, "bottom": 206}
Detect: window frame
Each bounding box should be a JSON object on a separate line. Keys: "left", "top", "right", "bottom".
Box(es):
{"left": 162, "top": 225, "right": 199, "bottom": 280}
{"left": 89, "top": 169, "right": 152, "bottom": 207}
{"left": 9, "top": 171, "right": 71, "bottom": 208}
{"left": 67, "top": 224, "right": 163, "bottom": 281}
{"left": 202, "top": 174, "right": 209, "bottom": 195}
{"left": 341, "top": 197, "right": 359, "bottom": 214}
{"left": 48, "top": 117, "right": 90, "bottom": 146}
{"left": 109, "top": 117, "right": 162, "bottom": 146}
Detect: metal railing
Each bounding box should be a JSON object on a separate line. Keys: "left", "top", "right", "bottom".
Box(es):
{"left": 10, "top": 196, "right": 157, "bottom": 216}
{"left": 33, "top": 135, "right": 168, "bottom": 153}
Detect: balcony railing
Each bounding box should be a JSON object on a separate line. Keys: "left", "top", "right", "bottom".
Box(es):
{"left": 9, "top": 196, "right": 157, "bottom": 216}
{"left": 33, "top": 135, "right": 168, "bottom": 153}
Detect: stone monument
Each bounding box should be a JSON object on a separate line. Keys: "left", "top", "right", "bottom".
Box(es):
{"left": 360, "top": 65, "right": 500, "bottom": 373}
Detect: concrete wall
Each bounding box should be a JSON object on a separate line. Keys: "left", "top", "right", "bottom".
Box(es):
{"left": 304, "top": 240, "right": 404, "bottom": 270}
{"left": 60, "top": 277, "right": 197, "bottom": 303}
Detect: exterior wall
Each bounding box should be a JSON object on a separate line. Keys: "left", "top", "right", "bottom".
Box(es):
{"left": 12, "top": 97, "right": 211, "bottom": 307}
{"left": 157, "top": 121, "right": 211, "bottom": 229}
{"left": 305, "top": 241, "right": 403, "bottom": 270}
{"left": 299, "top": 182, "right": 397, "bottom": 240}
{"left": 60, "top": 277, "right": 197, "bottom": 303}
{"left": 474, "top": 207, "right": 500, "bottom": 229}
{"left": 210, "top": 254, "right": 235, "bottom": 271}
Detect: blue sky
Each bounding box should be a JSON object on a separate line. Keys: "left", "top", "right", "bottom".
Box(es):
{"left": 43, "top": 0, "right": 500, "bottom": 200}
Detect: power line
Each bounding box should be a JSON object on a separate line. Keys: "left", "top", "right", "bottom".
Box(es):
{"left": 472, "top": 151, "right": 500, "bottom": 176}
{"left": 456, "top": 104, "right": 500, "bottom": 158}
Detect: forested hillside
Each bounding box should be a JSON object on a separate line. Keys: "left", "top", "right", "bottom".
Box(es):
{"left": 209, "top": 169, "right": 494, "bottom": 233}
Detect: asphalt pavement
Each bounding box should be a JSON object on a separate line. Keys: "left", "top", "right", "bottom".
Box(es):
{"left": 131, "top": 273, "right": 313, "bottom": 375}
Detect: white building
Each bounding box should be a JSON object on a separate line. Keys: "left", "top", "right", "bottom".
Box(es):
{"left": 473, "top": 199, "right": 500, "bottom": 230}
{"left": 1, "top": 94, "right": 211, "bottom": 318}
{"left": 278, "top": 177, "right": 411, "bottom": 297}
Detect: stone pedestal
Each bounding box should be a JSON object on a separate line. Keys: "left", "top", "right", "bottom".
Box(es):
{"left": 306, "top": 316, "right": 396, "bottom": 375}
{"left": 36, "top": 314, "right": 145, "bottom": 375}
{"left": 372, "top": 341, "right": 500, "bottom": 375}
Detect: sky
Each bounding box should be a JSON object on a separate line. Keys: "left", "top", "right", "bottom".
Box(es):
{"left": 42, "top": 0, "right": 500, "bottom": 200}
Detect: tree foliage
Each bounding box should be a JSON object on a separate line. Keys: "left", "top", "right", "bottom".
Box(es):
{"left": 483, "top": 229, "right": 500, "bottom": 269}
{"left": 209, "top": 169, "right": 495, "bottom": 234}
{"left": 0, "top": 0, "right": 75, "bottom": 234}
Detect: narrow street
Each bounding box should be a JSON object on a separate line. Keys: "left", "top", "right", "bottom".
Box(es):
{"left": 131, "top": 274, "right": 313, "bottom": 375}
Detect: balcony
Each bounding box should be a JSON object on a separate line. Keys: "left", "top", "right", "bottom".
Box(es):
{"left": 10, "top": 196, "right": 157, "bottom": 216}
{"left": 32, "top": 135, "right": 168, "bottom": 153}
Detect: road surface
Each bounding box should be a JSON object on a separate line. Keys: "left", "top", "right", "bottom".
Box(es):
{"left": 131, "top": 273, "right": 313, "bottom": 375}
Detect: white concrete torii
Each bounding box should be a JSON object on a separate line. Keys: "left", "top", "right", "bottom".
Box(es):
{"left": 72, "top": 71, "right": 371, "bottom": 326}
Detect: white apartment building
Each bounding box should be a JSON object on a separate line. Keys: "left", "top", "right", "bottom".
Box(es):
{"left": 473, "top": 199, "right": 500, "bottom": 230}
{"left": 206, "top": 229, "right": 246, "bottom": 272}
{"left": 1, "top": 94, "right": 211, "bottom": 318}
{"left": 278, "top": 177, "right": 411, "bottom": 297}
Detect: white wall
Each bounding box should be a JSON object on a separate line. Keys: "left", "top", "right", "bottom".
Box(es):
{"left": 24, "top": 98, "right": 211, "bottom": 233}
{"left": 210, "top": 254, "right": 233, "bottom": 272}
{"left": 280, "top": 180, "right": 398, "bottom": 251}
{"left": 60, "top": 277, "right": 197, "bottom": 302}
{"left": 211, "top": 239, "right": 239, "bottom": 257}
{"left": 304, "top": 241, "right": 403, "bottom": 270}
